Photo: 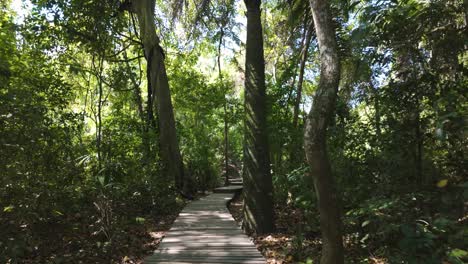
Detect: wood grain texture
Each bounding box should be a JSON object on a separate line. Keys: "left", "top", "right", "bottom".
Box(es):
{"left": 145, "top": 190, "right": 265, "bottom": 263}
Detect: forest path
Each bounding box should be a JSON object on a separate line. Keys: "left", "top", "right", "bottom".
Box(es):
{"left": 144, "top": 185, "right": 266, "bottom": 263}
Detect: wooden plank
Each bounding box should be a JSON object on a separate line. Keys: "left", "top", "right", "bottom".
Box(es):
{"left": 148, "top": 258, "right": 265, "bottom": 263}
{"left": 160, "top": 238, "right": 255, "bottom": 244}
{"left": 164, "top": 230, "right": 246, "bottom": 236}
{"left": 147, "top": 261, "right": 265, "bottom": 264}
{"left": 144, "top": 191, "right": 265, "bottom": 263}
{"left": 171, "top": 224, "right": 242, "bottom": 229}
{"left": 162, "top": 234, "right": 249, "bottom": 239}
{"left": 151, "top": 263, "right": 264, "bottom": 264}
{"left": 146, "top": 256, "right": 265, "bottom": 263}
{"left": 157, "top": 246, "right": 258, "bottom": 251}
{"left": 156, "top": 247, "right": 261, "bottom": 252}
{"left": 213, "top": 185, "right": 243, "bottom": 193}
{"left": 153, "top": 251, "right": 263, "bottom": 257}
{"left": 170, "top": 227, "right": 241, "bottom": 231}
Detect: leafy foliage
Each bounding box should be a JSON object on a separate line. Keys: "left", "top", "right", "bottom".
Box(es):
{"left": 0, "top": 0, "right": 466, "bottom": 262}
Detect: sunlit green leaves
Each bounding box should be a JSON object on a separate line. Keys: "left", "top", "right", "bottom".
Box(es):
{"left": 135, "top": 217, "right": 145, "bottom": 224}
{"left": 3, "top": 205, "right": 14, "bottom": 212}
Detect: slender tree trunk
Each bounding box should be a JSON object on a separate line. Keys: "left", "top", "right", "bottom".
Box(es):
{"left": 217, "top": 28, "right": 230, "bottom": 186}
{"left": 224, "top": 102, "right": 229, "bottom": 185}
{"left": 126, "top": 0, "right": 185, "bottom": 191}
{"left": 242, "top": 0, "right": 274, "bottom": 234}
{"left": 293, "top": 19, "right": 313, "bottom": 128}
{"left": 374, "top": 87, "right": 381, "bottom": 139}
{"left": 92, "top": 55, "right": 105, "bottom": 172}
{"left": 146, "top": 71, "right": 156, "bottom": 128}
{"left": 97, "top": 75, "right": 102, "bottom": 170}
{"left": 289, "top": 18, "right": 314, "bottom": 168}
{"left": 304, "top": 0, "right": 344, "bottom": 263}
{"left": 123, "top": 50, "right": 152, "bottom": 165}
{"left": 414, "top": 92, "right": 423, "bottom": 184}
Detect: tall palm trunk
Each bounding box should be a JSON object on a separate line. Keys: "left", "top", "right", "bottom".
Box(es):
{"left": 304, "top": 0, "right": 344, "bottom": 263}
{"left": 242, "top": 0, "right": 274, "bottom": 234}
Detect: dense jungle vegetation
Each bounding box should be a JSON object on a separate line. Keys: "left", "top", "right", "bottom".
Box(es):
{"left": 0, "top": 0, "right": 466, "bottom": 263}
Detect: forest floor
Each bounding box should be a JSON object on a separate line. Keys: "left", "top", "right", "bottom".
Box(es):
{"left": 7, "top": 188, "right": 461, "bottom": 263}
{"left": 228, "top": 195, "right": 320, "bottom": 264}
{"left": 117, "top": 210, "right": 181, "bottom": 264}
{"left": 2, "top": 193, "right": 193, "bottom": 264}
{"left": 228, "top": 195, "right": 387, "bottom": 264}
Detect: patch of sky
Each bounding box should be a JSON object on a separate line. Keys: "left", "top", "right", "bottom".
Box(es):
{"left": 11, "top": 0, "right": 32, "bottom": 24}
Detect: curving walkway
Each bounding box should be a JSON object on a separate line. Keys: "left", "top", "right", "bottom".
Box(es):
{"left": 145, "top": 185, "right": 265, "bottom": 263}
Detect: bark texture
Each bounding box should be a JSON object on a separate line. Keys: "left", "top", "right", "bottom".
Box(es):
{"left": 305, "top": 0, "right": 344, "bottom": 263}
{"left": 129, "top": 0, "right": 185, "bottom": 190}
{"left": 242, "top": 0, "right": 274, "bottom": 234}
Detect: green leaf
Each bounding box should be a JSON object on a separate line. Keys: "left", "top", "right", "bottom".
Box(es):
{"left": 3, "top": 205, "right": 14, "bottom": 212}
{"left": 97, "top": 176, "right": 105, "bottom": 186}
{"left": 135, "top": 217, "right": 145, "bottom": 224}
{"left": 450, "top": 249, "right": 468, "bottom": 258}
{"left": 449, "top": 248, "right": 468, "bottom": 264}
{"left": 436, "top": 179, "right": 448, "bottom": 188}
{"left": 53, "top": 210, "right": 63, "bottom": 216}
{"left": 360, "top": 233, "right": 370, "bottom": 243}
{"left": 362, "top": 220, "right": 371, "bottom": 227}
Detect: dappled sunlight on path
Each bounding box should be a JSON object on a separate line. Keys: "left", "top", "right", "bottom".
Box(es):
{"left": 145, "top": 191, "right": 266, "bottom": 263}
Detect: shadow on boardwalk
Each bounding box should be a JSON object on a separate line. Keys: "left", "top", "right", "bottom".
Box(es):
{"left": 145, "top": 187, "right": 266, "bottom": 264}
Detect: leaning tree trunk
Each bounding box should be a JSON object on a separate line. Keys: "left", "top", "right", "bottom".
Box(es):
{"left": 304, "top": 0, "right": 344, "bottom": 263}
{"left": 242, "top": 0, "right": 275, "bottom": 234}
{"left": 126, "top": 0, "right": 185, "bottom": 191}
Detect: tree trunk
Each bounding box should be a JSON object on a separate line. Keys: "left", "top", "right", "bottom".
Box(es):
{"left": 146, "top": 69, "right": 156, "bottom": 129}
{"left": 293, "top": 19, "right": 313, "bottom": 128}
{"left": 127, "top": 0, "right": 185, "bottom": 191}
{"left": 395, "top": 47, "right": 424, "bottom": 186}
{"left": 373, "top": 85, "right": 381, "bottom": 139}
{"left": 224, "top": 102, "right": 229, "bottom": 185}
{"left": 92, "top": 54, "right": 105, "bottom": 173}
{"left": 289, "top": 18, "right": 314, "bottom": 168}
{"left": 304, "top": 0, "right": 344, "bottom": 263}
{"left": 242, "top": 0, "right": 275, "bottom": 234}
{"left": 217, "top": 28, "right": 230, "bottom": 187}
{"left": 123, "top": 50, "right": 151, "bottom": 164}
{"left": 414, "top": 92, "right": 423, "bottom": 185}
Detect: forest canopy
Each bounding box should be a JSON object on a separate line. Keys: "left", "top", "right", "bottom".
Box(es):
{"left": 0, "top": 0, "right": 466, "bottom": 263}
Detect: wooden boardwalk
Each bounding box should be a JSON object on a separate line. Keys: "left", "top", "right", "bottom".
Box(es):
{"left": 145, "top": 185, "right": 265, "bottom": 264}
